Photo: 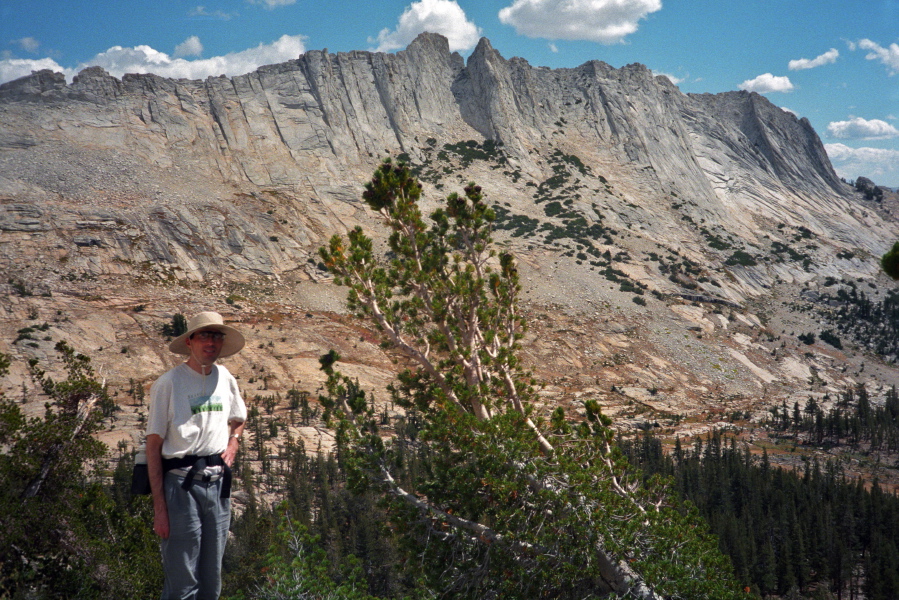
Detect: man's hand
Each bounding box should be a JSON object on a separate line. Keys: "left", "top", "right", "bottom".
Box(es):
{"left": 222, "top": 436, "right": 239, "bottom": 467}
{"left": 154, "top": 504, "right": 170, "bottom": 539}
{"left": 223, "top": 420, "right": 244, "bottom": 467}
{"left": 146, "top": 434, "right": 169, "bottom": 539}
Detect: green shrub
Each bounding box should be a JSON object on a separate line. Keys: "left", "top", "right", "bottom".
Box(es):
{"left": 160, "top": 313, "right": 187, "bottom": 338}
{"left": 701, "top": 228, "right": 731, "bottom": 251}
{"left": 492, "top": 205, "right": 540, "bottom": 237}
{"left": 441, "top": 140, "right": 503, "bottom": 167}
{"left": 798, "top": 332, "right": 816, "bottom": 345}
{"left": 725, "top": 250, "right": 758, "bottom": 267}
{"left": 544, "top": 201, "right": 564, "bottom": 217}
{"left": 819, "top": 329, "right": 842, "bottom": 349}
{"left": 771, "top": 241, "right": 807, "bottom": 262}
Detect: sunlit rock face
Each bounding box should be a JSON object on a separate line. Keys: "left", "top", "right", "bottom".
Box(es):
{"left": 2, "top": 33, "right": 898, "bottom": 442}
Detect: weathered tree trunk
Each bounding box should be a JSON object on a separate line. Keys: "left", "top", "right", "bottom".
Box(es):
{"left": 22, "top": 393, "right": 99, "bottom": 500}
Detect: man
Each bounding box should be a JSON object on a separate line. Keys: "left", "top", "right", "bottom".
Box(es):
{"left": 146, "top": 311, "right": 247, "bottom": 600}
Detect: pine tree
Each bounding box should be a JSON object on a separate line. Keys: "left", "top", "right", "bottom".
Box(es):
{"left": 0, "top": 345, "right": 160, "bottom": 597}
{"left": 318, "top": 159, "right": 749, "bottom": 599}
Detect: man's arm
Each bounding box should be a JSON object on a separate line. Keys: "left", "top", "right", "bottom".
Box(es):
{"left": 146, "top": 433, "right": 169, "bottom": 539}
{"left": 221, "top": 419, "right": 245, "bottom": 467}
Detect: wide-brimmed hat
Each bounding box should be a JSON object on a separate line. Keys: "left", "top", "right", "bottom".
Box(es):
{"left": 168, "top": 311, "right": 246, "bottom": 358}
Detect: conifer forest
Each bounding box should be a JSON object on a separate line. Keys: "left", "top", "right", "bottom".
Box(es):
{"left": 3, "top": 162, "right": 899, "bottom": 599}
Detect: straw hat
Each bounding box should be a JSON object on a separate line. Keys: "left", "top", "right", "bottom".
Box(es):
{"left": 168, "top": 311, "right": 245, "bottom": 358}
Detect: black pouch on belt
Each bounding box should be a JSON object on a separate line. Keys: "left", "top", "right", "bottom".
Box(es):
{"left": 164, "top": 454, "right": 231, "bottom": 499}
{"left": 130, "top": 446, "right": 152, "bottom": 496}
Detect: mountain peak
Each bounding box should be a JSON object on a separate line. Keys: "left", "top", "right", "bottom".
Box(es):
{"left": 405, "top": 31, "right": 452, "bottom": 55}
{"left": 1, "top": 35, "right": 897, "bottom": 486}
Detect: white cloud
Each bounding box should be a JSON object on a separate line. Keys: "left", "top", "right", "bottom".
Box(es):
{"left": 825, "top": 143, "right": 899, "bottom": 185}
{"left": 370, "top": 0, "right": 481, "bottom": 53}
{"left": 13, "top": 37, "right": 41, "bottom": 53}
{"left": 188, "top": 6, "right": 235, "bottom": 20}
{"left": 738, "top": 73, "right": 794, "bottom": 94}
{"left": 780, "top": 107, "right": 797, "bottom": 116}
{"left": 0, "top": 57, "right": 70, "bottom": 84}
{"left": 788, "top": 48, "right": 838, "bottom": 71}
{"left": 0, "top": 35, "right": 306, "bottom": 85}
{"left": 498, "top": 0, "right": 661, "bottom": 44}
{"left": 246, "top": 0, "right": 296, "bottom": 8}
{"left": 858, "top": 39, "right": 899, "bottom": 75}
{"left": 827, "top": 117, "right": 899, "bottom": 140}
{"left": 548, "top": 42, "right": 558, "bottom": 53}
{"left": 174, "top": 36, "right": 203, "bottom": 58}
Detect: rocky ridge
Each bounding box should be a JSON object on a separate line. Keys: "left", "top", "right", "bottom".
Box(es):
{"left": 2, "top": 34, "right": 899, "bottom": 483}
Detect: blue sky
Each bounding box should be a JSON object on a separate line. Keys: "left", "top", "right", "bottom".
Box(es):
{"left": 1, "top": 0, "right": 898, "bottom": 186}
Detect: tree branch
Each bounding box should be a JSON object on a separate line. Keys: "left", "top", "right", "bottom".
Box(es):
{"left": 22, "top": 391, "right": 100, "bottom": 500}
{"left": 377, "top": 461, "right": 659, "bottom": 599}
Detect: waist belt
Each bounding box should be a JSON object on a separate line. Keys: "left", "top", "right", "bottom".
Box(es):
{"left": 169, "top": 467, "right": 223, "bottom": 483}
{"left": 161, "top": 454, "right": 232, "bottom": 498}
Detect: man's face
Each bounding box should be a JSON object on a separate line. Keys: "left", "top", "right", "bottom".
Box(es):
{"left": 185, "top": 329, "right": 225, "bottom": 367}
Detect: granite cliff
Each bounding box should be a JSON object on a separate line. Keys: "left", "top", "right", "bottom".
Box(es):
{"left": 1, "top": 33, "right": 881, "bottom": 284}
{"left": 2, "top": 34, "right": 899, "bottom": 478}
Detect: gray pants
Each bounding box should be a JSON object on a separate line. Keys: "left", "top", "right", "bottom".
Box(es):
{"left": 160, "top": 471, "right": 231, "bottom": 600}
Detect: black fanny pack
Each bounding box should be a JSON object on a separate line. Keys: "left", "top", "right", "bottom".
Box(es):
{"left": 131, "top": 453, "right": 232, "bottom": 498}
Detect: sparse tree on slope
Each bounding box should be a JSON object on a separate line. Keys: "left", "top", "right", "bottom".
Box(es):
{"left": 0, "top": 343, "right": 160, "bottom": 598}
{"left": 882, "top": 241, "right": 899, "bottom": 280}
{"left": 319, "top": 159, "right": 749, "bottom": 599}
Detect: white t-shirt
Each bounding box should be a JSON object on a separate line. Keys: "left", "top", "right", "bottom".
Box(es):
{"left": 147, "top": 363, "right": 247, "bottom": 459}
